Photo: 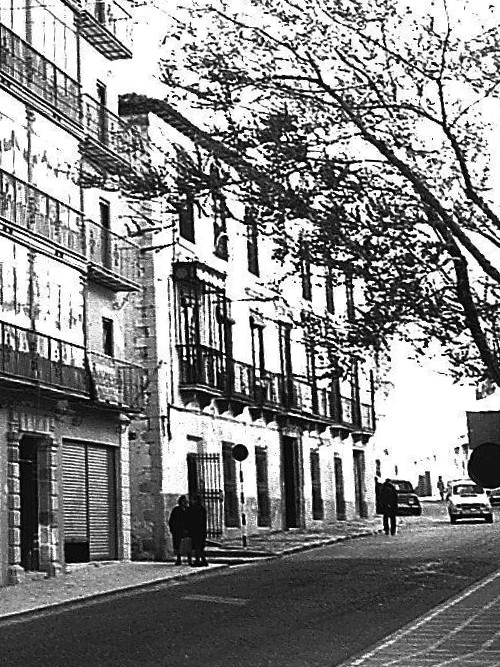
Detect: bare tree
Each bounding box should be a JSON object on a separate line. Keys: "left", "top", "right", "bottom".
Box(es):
{"left": 151, "top": 0, "right": 500, "bottom": 385}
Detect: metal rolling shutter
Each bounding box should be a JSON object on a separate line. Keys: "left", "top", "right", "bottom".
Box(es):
{"left": 88, "top": 445, "right": 116, "bottom": 560}
{"left": 62, "top": 442, "right": 88, "bottom": 542}
{"left": 62, "top": 441, "right": 117, "bottom": 562}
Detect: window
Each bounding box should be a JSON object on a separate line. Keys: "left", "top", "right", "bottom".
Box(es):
{"left": 213, "top": 196, "right": 228, "bottom": 260}
{"left": 250, "top": 318, "right": 265, "bottom": 375}
{"left": 310, "top": 450, "right": 324, "bottom": 520}
{"left": 255, "top": 446, "right": 271, "bottom": 527}
{"left": 102, "top": 317, "right": 114, "bottom": 357}
{"left": 325, "top": 266, "right": 335, "bottom": 314}
{"left": 222, "top": 442, "right": 239, "bottom": 527}
{"left": 246, "top": 210, "right": 260, "bottom": 276}
{"left": 179, "top": 195, "right": 195, "bottom": 243}
{"left": 300, "top": 240, "right": 312, "bottom": 301}
{"left": 99, "top": 200, "right": 111, "bottom": 268}
{"left": 346, "top": 271, "right": 355, "bottom": 320}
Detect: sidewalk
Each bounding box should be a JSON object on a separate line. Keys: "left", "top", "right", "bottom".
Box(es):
{"left": 339, "top": 568, "right": 500, "bottom": 667}
{"left": 0, "top": 518, "right": 381, "bottom": 622}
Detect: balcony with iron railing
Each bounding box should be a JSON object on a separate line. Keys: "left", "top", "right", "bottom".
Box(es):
{"left": 0, "top": 168, "right": 86, "bottom": 256}
{"left": 87, "top": 351, "right": 144, "bottom": 412}
{"left": 77, "top": 0, "right": 133, "bottom": 60}
{"left": 177, "top": 344, "right": 374, "bottom": 430}
{"left": 0, "top": 319, "right": 144, "bottom": 411}
{"left": 81, "top": 94, "right": 145, "bottom": 173}
{"left": 0, "top": 320, "right": 88, "bottom": 395}
{"left": 360, "top": 401, "right": 375, "bottom": 431}
{"left": 86, "top": 217, "right": 141, "bottom": 291}
{"left": 0, "top": 23, "right": 81, "bottom": 125}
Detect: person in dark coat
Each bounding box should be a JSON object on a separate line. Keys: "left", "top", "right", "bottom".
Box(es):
{"left": 168, "top": 495, "right": 191, "bottom": 566}
{"left": 380, "top": 479, "right": 398, "bottom": 536}
{"left": 186, "top": 493, "right": 208, "bottom": 566}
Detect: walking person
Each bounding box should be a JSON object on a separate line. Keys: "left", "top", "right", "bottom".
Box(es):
{"left": 380, "top": 479, "right": 398, "bottom": 536}
{"left": 437, "top": 476, "right": 445, "bottom": 501}
{"left": 168, "top": 495, "right": 191, "bottom": 566}
{"left": 187, "top": 493, "right": 208, "bottom": 567}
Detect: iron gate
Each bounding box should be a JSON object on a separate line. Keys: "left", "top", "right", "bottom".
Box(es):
{"left": 187, "top": 453, "right": 224, "bottom": 539}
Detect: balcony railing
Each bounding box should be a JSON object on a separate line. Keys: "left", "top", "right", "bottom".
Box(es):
{"left": 0, "top": 319, "right": 144, "bottom": 410}
{"left": 0, "top": 23, "right": 81, "bottom": 124}
{"left": 0, "top": 168, "right": 86, "bottom": 256}
{"left": 290, "top": 376, "right": 315, "bottom": 414}
{"left": 77, "top": 0, "right": 133, "bottom": 60}
{"left": 340, "top": 396, "right": 354, "bottom": 425}
{"left": 361, "top": 402, "right": 374, "bottom": 431}
{"left": 177, "top": 345, "right": 374, "bottom": 429}
{"left": 0, "top": 321, "right": 87, "bottom": 394}
{"left": 232, "top": 359, "right": 254, "bottom": 400}
{"left": 86, "top": 218, "right": 141, "bottom": 290}
{"left": 81, "top": 94, "right": 144, "bottom": 172}
{"left": 88, "top": 351, "right": 144, "bottom": 411}
{"left": 178, "top": 345, "right": 227, "bottom": 394}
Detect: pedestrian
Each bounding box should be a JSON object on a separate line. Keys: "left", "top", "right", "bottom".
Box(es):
{"left": 186, "top": 493, "right": 208, "bottom": 567}
{"left": 168, "top": 495, "right": 191, "bottom": 566}
{"left": 380, "top": 478, "right": 398, "bottom": 536}
{"left": 437, "top": 476, "right": 445, "bottom": 501}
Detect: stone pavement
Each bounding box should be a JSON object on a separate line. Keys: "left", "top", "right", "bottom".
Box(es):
{"left": 339, "top": 568, "right": 500, "bottom": 667}
{"left": 0, "top": 517, "right": 381, "bottom": 623}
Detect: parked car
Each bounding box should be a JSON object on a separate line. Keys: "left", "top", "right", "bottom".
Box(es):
{"left": 446, "top": 479, "right": 493, "bottom": 524}
{"left": 488, "top": 487, "right": 500, "bottom": 506}
{"left": 389, "top": 479, "right": 422, "bottom": 516}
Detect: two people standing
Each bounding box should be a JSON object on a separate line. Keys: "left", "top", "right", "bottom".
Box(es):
{"left": 168, "top": 493, "right": 208, "bottom": 567}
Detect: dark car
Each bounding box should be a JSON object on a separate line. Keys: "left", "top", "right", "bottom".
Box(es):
{"left": 488, "top": 487, "right": 500, "bottom": 506}
{"left": 389, "top": 479, "right": 422, "bottom": 516}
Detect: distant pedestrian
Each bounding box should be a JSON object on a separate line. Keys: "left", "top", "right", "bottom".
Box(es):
{"left": 187, "top": 493, "right": 208, "bottom": 567}
{"left": 380, "top": 479, "right": 398, "bottom": 536}
{"left": 168, "top": 495, "right": 191, "bottom": 566}
{"left": 437, "top": 476, "right": 445, "bottom": 501}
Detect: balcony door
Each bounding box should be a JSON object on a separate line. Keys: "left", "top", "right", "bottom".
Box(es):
{"left": 278, "top": 323, "right": 293, "bottom": 408}
{"left": 96, "top": 81, "right": 107, "bottom": 144}
{"left": 281, "top": 435, "right": 302, "bottom": 529}
{"left": 177, "top": 279, "right": 230, "bottom": 391}
{"left": 99, "top": 200, "right": 112, "bottom": 269}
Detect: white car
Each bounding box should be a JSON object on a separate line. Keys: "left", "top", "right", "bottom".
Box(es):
{"left": 446, "top": 479, "right": 493, "bottom": 524}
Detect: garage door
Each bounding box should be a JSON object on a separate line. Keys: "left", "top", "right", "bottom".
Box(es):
{"left": 62, "top": 441, "right": 117, "bottom": 561}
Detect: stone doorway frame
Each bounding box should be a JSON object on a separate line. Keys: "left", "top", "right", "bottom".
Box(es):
{"left": 7, "top": 408, "right": 62, "bottom": 584}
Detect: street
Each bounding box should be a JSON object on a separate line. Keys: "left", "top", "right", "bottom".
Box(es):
{"left": 2, "top": 501, "right": 500, "bottom": 667}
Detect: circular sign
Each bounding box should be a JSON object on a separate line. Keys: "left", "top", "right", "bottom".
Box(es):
{"left": 468, "top": 442, "right": 500, "bottom": 489}
{"left": 232, "top": 444, "right": 249, "bottom": 462}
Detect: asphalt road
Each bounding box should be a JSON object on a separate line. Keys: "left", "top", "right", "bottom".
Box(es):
{"left": 2, "top": 502, "right": 500, "bottom": 667}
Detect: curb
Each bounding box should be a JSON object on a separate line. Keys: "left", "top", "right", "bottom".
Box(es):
{"left": 0, "top": 564, "right": 230, "bottom": 626}
{"left": 0, "top": 527, "right": 381, "bottom": 624}
{"left": 276, "top": 528, "right": 383, "bottom": 556}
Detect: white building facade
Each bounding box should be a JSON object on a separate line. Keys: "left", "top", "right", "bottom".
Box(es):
{"left": 0, "top": 0, "right": 144, "bottom": 585}
{"left": 122, "top": 100, "right": 378, "bottom": 560}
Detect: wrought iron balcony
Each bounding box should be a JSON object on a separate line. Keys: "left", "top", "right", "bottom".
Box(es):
{"left": 0, "top": 23, "right": 81, "bottom": 125}
{"left": 81, "top": 94, "right": 144, "bottom": 173}
{"left": 86, "top": 218, "right": 141, "bottom": 291}
{"left": 0, "top": 320, "right": 144, "bottom": 411}
{"left": 177, "top": 344, "right": 374, "bottom": 429}
{"left": 0, "top": 168, "right": 86, "bottom": 256}
{"left": 177, "top": 344, "right": 228, "bottom": 394}
{"left": 232, "top": 359, "right": 255, "bottom": 401}
{"left": 87, "top": 351, "right": 144, "bottom": 412}
{"left": 77, "top": 0, "right": 133, "bottom": 60}
{"left": 360, "top": 401, "right": 375, "bottom": 431}
{"left": 0, "top": 320, "right": 88, "bottom": 395}
{"left": 340, "top": 395, "right": 354, "bottom": 426}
